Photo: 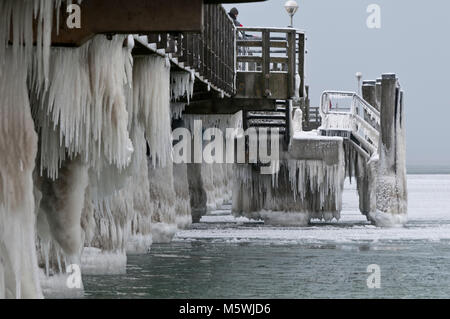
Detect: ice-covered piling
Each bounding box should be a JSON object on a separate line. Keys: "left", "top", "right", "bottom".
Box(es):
{"left": 0, "top": 49, "right": 42, "bottom": 299}
{"left": 232, "top": 129, "right": 346, "bottom": 225}
{"left": 369, "top": 74, "right": 407, "bottom": 226}
{"left": 182, "top": 113, "right": 239, "bottom": 221}
{"left": 187, "top": 164, "right": 208, "bottom": 223}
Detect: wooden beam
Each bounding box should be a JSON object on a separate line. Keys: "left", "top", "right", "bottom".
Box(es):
{"left": 51, "top": 0, "right": 203, "bottom": 46}
{"left": 297, "top": 32, "right": 305, "bottom": 98}
{"left": 236, "top": 40, "right": 287, "bottom": 48}
{"left": 184, "top": 98, "right": 277, "bottom": 114}
{"left": 205, "top": 0, "right": 267, "bottom": 3}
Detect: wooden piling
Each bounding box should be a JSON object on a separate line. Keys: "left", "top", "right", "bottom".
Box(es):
{"left": 375, "top": 78, "right": 382, "bottom": 111}
{"left": 362, "top": 80, "right": 377, "bottom": 109}
{"left": 375, "top": 73, "right": 407, "bottom": 221}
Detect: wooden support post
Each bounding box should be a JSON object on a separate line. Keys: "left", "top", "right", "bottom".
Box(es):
{"left": 297, "top": 32, "right": 305, "bottom": 98}
{"left": 186, "top": 33, "right": 193, "bottom": 67}
{"left": 262, "top": 30, "right": 271, "bottom": 97}
{"left": 375, "top": 78, "right": 382, "bottom": 111}
{"left": 373, "top": 73, "right": 407, "bottom": 225}
{"left": 147, "top": 34, "right": 160, "bottom": 44}
{"left": 157, "top": 33, "right": 168, "bottom": 50}
{"left": 380, "top": 74, "right": 397, "bottom": 162}
{"left": 304, "top": 85, "right": 310, "bottom": 128}
{"left": 287, "top": 30, "right": 296, "bottom": 99}
{"left": 284, "top": 100, "right": 291, "bottom": 149}
{"left": 362, "top": 80, "right": 377, "bottom": 108}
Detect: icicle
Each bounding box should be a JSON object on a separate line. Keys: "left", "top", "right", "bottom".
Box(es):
{"left": 170, "top": 102, "right": 186, "bottom": 119}
{"left": 132, "top": 56, "right": 172, "bottom": 168}
{"left": 32, "top": 35, "right": 134, "bottom": 179}
{"left": 170, "top": 71, "right": 194, "bottom": 104}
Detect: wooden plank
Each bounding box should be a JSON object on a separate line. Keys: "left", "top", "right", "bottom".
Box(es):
{"left": 51, "top": 0, "right": 203, "bottom": 46}
{"left": 237, "top": 56, "right": 262, "bottom": 63}
{"left": 237, "top": 40, "right": 287, "bottom": 48}
{"left": 205, "top": 0, "right": 266, "bottom": 3}
{"left": 247, "top": 114, "right": 286, "bottom": 120}
{"left": 184, "top": 98, "right": 277, "bottom": 114}
{"left": 270, "top": 57, "right": 288, "bottom": 64}
{"left": 238, "top": 27, "right": 301, "bottom": 33}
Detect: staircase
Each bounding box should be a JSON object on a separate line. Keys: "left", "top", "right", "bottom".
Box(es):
{"left": 243, "top": 100, "right": 291, "bottom": 151}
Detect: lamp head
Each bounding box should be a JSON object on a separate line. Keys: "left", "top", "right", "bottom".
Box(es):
{"left": 284, "top": 0, "right": 299, "bottom": 17}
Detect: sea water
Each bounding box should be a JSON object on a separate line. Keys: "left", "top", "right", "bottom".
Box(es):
{"left": 83, "top": 174, "right": 450, "bottom": 299}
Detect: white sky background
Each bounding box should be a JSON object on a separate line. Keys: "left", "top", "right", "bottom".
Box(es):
{"left": 224, "top": 0, "right": 450, "bottom": 167}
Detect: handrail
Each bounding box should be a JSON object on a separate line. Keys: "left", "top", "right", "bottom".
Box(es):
{"left": 237, "top": 27, "right": 305, "bottom": 33}
{"left": 320, "top": 91, "right": 380, "bottom": 119}
{"left": 319, "top": 91, "right": 380, "bottom": 153}
{"left": 235, "top": 27, "right": 305, "bottom": 99}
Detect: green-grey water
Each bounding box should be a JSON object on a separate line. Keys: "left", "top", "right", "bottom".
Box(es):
{"left": 83, "top": 175, "right": 450, "bottom": 299}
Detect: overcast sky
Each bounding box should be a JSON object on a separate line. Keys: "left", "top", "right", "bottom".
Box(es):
{"left": 224, "top": 0, "right": 450, "bottom": 167}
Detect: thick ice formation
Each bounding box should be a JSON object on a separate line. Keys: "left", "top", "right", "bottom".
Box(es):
{"left": 201, "top": 163, "right": 234, "bottom": 211}
{"left": 29, "top": 35, "right": 135, "bottom": 288}
{"left": 0, "top": 0, "right": 68, "bottom": 299}
{"left": 148, "top": 162, "right": 178, "bottom": 243}
{"left": 182, "top": 113, "right": 240, "bottom": 216}
{"left": 1, "top": 1, "right": 195, "bottom": 298}
{"left": 0, "top": 49, "right": 42, "bottom": 299}
{"left": 36, "top": 157, "right": 88, "bottom": 271}
{"left": 371, "top": 88, "right": 407, "bottom": 227}
{"left": 0, "top": 0, "right": 59, "bottom": 90}
{"left": 33, "top": 35, "right": 134, "bottom": 179}
{"left": 232, "top": 156, "right": 345, "bottom": 225}
{"left": 132, "top": 56, "right": 172, "bottom": 168}
{"left": 173, "top": 163, "right": 193, "bottom": 229}
{"left": 124, "top": 125, "right": 153, "bottom": 254}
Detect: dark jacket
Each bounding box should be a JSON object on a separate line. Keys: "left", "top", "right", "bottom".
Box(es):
{"left": 228, "top": 12, "right": 242, "bottom": 27}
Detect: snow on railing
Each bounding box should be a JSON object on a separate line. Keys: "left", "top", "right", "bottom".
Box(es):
{"left": 319, "top": 91, "right": 380, "bottom": 152}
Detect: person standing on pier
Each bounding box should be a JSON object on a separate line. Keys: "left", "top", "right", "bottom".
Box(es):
{"left": 228, "top": 7, "right": 242, "bottom": 27}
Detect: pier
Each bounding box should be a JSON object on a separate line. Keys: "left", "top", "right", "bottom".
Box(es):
{"left": 0, "top": 0, "right": 407, "bottom": 299}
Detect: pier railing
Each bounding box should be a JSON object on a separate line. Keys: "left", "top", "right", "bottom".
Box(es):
{"left": 235, "top": 27, "right": 305, "bottom": 100}
{"left": 136, "top": 4, "right": 235, "bottom": 97}
{"left": 307, "top": 107, "right": 321, "bottom": 130}
{"left": 319, "top": 91, "right": 380, "bottom": 157}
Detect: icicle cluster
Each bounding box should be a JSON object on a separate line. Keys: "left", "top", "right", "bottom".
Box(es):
{"left": 0, "top": 0, "right": 73, "bottom": 299}
{"left": 183, "top": 113, "right": 241, "bottom": 211}
{"left": 232, "top": 155, "right": 346, "bottom": 224}
{"left": 132, "top": 56, "right": 172, "bottom": 168}
{"left": 170, "top": 71, "right": 194, "bottom": 103}
{"left": 33, "top": 35, "right": 134, "bottom": 179}
{"left": 171, "top": 102, "right": 186, "bottom": 119}
{"left": 287, "top": 159, "right": 345, "bottom": 214}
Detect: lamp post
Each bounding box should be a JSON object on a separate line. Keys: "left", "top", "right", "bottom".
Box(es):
{"left": 284, "top": 0, "right": 299, "bottom": 28}
{"left": 355, "top": 72, "right": 363, "bottom": 95}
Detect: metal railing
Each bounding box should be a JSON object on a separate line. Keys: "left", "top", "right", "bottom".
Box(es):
{"left": 320, "top": 91, "right": 380, "bottom": 156}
